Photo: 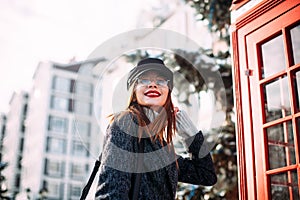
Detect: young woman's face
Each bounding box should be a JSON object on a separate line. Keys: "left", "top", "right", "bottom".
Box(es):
{"left": 135, "top": 71, "right": 169, "bottom": 108}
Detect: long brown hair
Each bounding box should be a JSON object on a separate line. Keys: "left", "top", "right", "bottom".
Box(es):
{"left": 109, "top": 83, "right": 178, "bottom": 168}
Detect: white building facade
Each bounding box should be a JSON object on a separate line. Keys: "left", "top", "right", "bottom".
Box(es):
{"left": 15, "top": 59, "right": 105, "bottom": 200}
{"left": 2, "top": 91, "right": 28, "bottom": 198}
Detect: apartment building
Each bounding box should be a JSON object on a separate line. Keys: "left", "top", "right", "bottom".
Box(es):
{"left": 13, "top": 58, "right": 106, "bottom": 199}
{"left": 0, "top": 113, "right": 8, "bottom": 198}
{"left": 2, "top": 91, "right": 28, "bottom": 198}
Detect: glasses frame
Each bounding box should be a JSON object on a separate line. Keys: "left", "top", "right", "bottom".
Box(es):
{"left": 136, "top": 78, "right": 170, "bottom": 87}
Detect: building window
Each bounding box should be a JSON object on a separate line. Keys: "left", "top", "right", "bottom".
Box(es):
{"left": 74, "top": 100, "right": 91, "bottom": 115}
{"left": 72, "top": 120, "right": 90, "bottom": 138}
{"left": 23, "top": 104, "right": 28, "bottom": 116}
{"left": 43, "top": 180, "right": 63, "bottom": 199}
{"left": 52, "top": 76, "right": 71, "bottom": 93}
{"left": 15, "top": 174, "right": 21, "bottom": 188}
{"left": 69, "top": 184, "right": 82, "bottom": 199}
{"left": 50, "top": 96, "right": 69, "bottom": 112}
{"left": 72, "top": 140, "right": 89, "bottom": 157}
{"left": 21, "top": 124, "right": 26, "bottom": 133}
{"left": 44, "top": 159, "right": 65, "bottom": 178}
{"left": 48, "top": 115, "right": 68, "bottom": 134}
{"left": 19, "top": 138, "right": 24, "bottom": 152}
{"left": 46, "top": 137, "right": 67, "bottom": 154}
{"left": 70, "top": 163, "right": 88, "bottom": 180}
{"left": 74, "top": 81, "right": 93, "bottom": 97}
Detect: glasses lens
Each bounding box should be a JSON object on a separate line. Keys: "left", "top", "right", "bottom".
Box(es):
{"left": 137, "top": 79, "right": 169, "bottom": 87}
{"left": 156, "top": 79, "right": 168, "bottom": 86}
{"left": 138, "top": 79, "right": 151, "bottom": 85}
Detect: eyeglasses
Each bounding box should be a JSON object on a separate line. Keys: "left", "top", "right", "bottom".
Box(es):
{"left": 137, "top": 78, "right": 169, "bottom": 87}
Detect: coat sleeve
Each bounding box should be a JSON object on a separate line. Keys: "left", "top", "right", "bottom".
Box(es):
{"left": 177, "top": 131, "right": 217, "bottom": 186}
{"left": 95, "top": 116, "right": 138, "bottom": 200}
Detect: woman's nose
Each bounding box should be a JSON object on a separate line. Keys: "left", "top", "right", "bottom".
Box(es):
{"left": 148, "top": 80, "right": 157, "bottom": 88}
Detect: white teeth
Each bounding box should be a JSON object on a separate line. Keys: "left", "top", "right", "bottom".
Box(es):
{"left": 146, "top": 92, "right": 160, "bottom": 96}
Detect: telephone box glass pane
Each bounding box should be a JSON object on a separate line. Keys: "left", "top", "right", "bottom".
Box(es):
{"left": 290, "top": 24, "right": 300, "bottom": 65}
{"left": 270, "top": 170, "right": 299, "bottom": 200}
{"left": 293, "top": 70, "right": 300, "bottom": 111}
{"left": 266, "top": 121, "right": 295, "bottom": 170}
{"left": 261, "top": 34, "right": 286, "bottom": 78}
{"left": 263, "top": 76, "right": 291, "bottom": 122}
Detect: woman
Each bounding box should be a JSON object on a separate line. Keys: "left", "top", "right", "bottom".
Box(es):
{"left": 95, "top": 58, "right": 217, "bottom": 200}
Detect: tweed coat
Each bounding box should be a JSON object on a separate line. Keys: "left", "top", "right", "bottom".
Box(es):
{"left": 95, "top": 112, "right": 217, "bottom": 200}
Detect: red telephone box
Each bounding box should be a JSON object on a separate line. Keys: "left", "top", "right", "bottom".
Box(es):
{"left": 231, "top": 0, "right": 300, "bottom": 199}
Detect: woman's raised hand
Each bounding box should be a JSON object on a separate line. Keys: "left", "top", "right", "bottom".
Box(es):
{"left": 175, "top": 109, "right": 198, "bottom": 139}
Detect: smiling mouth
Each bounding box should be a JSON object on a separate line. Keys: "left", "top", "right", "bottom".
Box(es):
{"left": 144, "top": 91, "right": 161, "bottom": 97}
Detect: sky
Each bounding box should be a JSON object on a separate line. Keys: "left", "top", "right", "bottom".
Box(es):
{"left": 0, "top": 0, "right": 143, "bottom": 113}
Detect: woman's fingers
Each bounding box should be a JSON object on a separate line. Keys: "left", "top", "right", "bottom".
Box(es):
{"left": 174, "top": 106, "right": 179, "bottom": 114}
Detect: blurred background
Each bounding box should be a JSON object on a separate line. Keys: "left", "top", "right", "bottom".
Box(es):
{"left": 0, "top": 0, "right": 236, "bottom": 199}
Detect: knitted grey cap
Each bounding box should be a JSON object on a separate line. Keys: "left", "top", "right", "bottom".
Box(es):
{"left": 127, "top": 58, "right": 173, "bottom": 90}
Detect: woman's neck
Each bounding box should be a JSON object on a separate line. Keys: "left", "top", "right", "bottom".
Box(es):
{"left": 143, "top": 107, "right": 160, "bottom": 122}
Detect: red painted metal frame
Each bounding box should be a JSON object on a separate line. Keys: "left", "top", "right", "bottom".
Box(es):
{"left": 230, "top": 0, "right": 300, "bottom": 199}
{"left": 230, "top": 0, "right": 251, "bottom": 11}
{"left": 246, "top": 13, "right": 300, "bottom": 198}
